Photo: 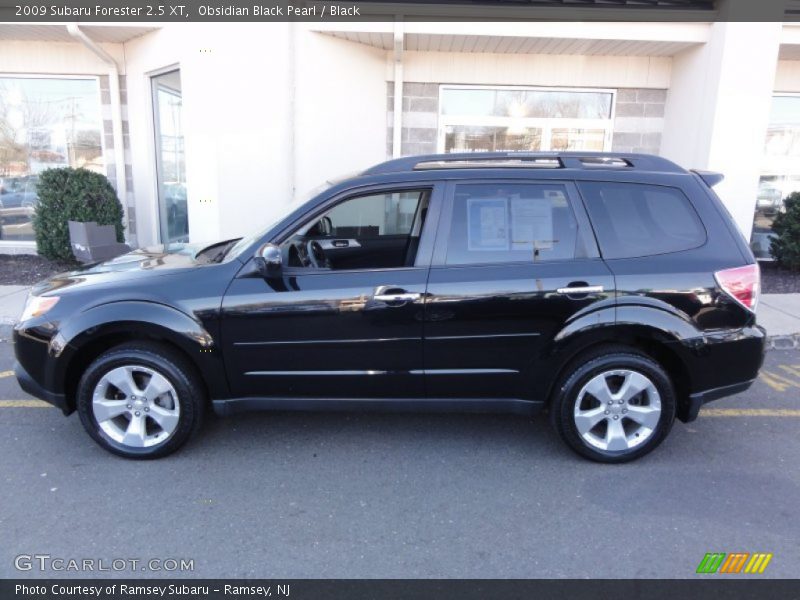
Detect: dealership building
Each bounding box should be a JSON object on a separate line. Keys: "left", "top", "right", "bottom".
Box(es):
{"left": 1, "top": 9, "right": 799, "bottom": 258}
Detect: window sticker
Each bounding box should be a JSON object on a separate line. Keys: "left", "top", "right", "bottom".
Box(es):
{"left": 511, "top": 194, "right": 555, "bottom": 251}
{"left": 467, "top": 197, "right": 509, "bottom": 251}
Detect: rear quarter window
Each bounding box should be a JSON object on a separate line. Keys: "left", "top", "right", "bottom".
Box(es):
{"left": 578, "top": 181, "right": 707, "bottom": 259}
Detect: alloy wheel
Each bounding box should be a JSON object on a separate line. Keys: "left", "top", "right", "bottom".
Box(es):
{"left": 92, "top": 365, "right": 181, "bottom": 449}
{"left": 573, "top": 369, "right": 662, "bottom": 452}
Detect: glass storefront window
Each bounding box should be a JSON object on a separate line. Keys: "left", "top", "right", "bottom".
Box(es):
{"left": 441, "top": 88, "right": 612, "bottom": 120}
{"left": 152, "top": 70, "right": 187, "bottom": 243}
{"left": 0, "top": 77, "right": 103, "bottom": 241}
{"left": 550, "top": 128, "right": 606, "bottom": 151}
{"left": 444, "top": 125, "right": 542, "bottom": 153}
{"left": 439, "top": 86, "right": 614, "bottom": 154}
{"left": 752, "top": 95, "right": 800, "bottom": 259}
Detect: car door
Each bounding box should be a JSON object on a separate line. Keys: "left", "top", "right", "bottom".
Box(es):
{"left": 220, "top": 183, "right": 442, "bottom": 400}
{"left": 423, "top": 179, "right": 615, "bottom": 401}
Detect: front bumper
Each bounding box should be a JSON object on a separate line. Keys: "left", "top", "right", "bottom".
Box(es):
{"left": 14, "top": 361, "right": 70, "bottom": 415}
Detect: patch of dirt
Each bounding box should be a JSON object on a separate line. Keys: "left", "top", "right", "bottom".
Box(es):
{"left": 760, "top": 261, "right": 800, "bottom": 294}
{"left": 0, "top": 254, "right": 76, "bottom": 286}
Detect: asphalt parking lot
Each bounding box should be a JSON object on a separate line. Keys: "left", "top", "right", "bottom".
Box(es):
{"left": 1, "top": 339, "right": 798, "bottom": 579}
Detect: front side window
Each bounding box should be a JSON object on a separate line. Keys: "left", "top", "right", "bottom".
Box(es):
{"left": 445, "top": 183, "right": 579, "bottom": 265}
{"left": 281, "top": 189, "right": 429, "bottom": 271}
{"left": 578, "top": 182, "right": 706, "bottom": 259}
{"left": 324, "top": 191, "right": 420, "bottom": 238}
{"left": 0, "top": 77, "right": 104, "bottom": 242}
{"left": 439, "top": 86, "right": 613, "bottom": 154}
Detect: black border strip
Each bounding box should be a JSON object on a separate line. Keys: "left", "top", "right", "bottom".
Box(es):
{"left": 3, "top": 579, "right": 800, "bottom": 600}
{"left": 0, "top": 0, "right": 796, "bottom": 22}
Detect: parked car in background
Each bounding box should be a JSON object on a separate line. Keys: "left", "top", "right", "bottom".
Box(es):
{"left": 0, "top": 175, "right": 39, "bottom": 207}
{"left": 0, "top": 175, "right": 38, "bottom": 239}
{"left": 756, "top": 181, "right": 783, "bottom": 215}
{"left": 14, "top": 152, "right": 765, "bottom": 462}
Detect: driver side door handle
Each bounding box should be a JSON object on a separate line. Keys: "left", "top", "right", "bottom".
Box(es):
{"left": 555, "top": 285, "right": 604, "bottom": 295}
{"left": 374, "top": 286, "right": 421, "bottom": 304}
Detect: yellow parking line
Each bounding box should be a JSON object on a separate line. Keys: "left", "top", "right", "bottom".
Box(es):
{"left": 778, "top": 364, "right": 800, "bottom": 379}
{"left": 0, "top": 400, "right": 52, "bottom": 408}
{"left": 700, "top": 408, "right": 800, "bottom": 417}
{"left": 759, "top": 371, "right": 792, "bottom": 392}
{"left": 761, "top": 370, "right": 800, "bottom": 389}
{"left": 0, "top": 370, "right": 14, "bottom": 379}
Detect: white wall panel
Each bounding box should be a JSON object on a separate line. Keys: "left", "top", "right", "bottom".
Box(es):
{"left": 775, "top": 60, "right": 800, "bottom": 92}
{"left": 397, "top": 52, "right": 672, "bottom": 89}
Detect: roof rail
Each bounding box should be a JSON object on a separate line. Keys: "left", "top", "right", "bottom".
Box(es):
{"left": 362, "top": 151, "right": 685, "bottom": 176}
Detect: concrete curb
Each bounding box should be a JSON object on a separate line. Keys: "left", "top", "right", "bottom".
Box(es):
{"left": 0, "top": 322, "right": 14, "bottom": 342}
{"left": 766, "top": 334, "right": 800, "bottom": 351}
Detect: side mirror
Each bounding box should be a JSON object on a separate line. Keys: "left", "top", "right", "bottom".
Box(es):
{"left": 255, "top": 243, "right": 282, "bottom": 278}
{"left": 321, "top": 216, "right": 333, "bottom": 236}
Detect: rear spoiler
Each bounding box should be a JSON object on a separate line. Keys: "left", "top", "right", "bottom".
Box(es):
{"left": 692, "top": 170, "right": 724, "bottom": 187}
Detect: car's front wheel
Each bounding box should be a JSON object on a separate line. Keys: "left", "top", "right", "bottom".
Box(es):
{"left": 551, "top": 346, "right": 676, "bottom": 463}
{"left": 77, "top": 342, "right": 205, "bottom": 459}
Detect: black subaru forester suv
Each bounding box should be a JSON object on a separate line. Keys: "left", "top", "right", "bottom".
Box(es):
{"left": 14, "top": 152, "right": 765, "bottom": 462}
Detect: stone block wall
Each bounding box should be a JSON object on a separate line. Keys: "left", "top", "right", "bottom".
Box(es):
{"left": 611, "top": 88, "right": 667, "bottom": 155}
{"left": 99, "top": 74, "right": 136, "bottom": 243}
{"left": 387, "top": 82, "right": 439, "bottom": 157}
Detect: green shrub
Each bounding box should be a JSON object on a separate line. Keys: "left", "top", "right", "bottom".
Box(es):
{"left": 33, "top": 168, "right": 125, "bottom": 261}
{"left": 770, "top": 191, "right": 800, "bottom": 271}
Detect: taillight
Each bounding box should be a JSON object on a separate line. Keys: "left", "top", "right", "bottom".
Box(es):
{"left": 714, "top": 264, "right": 760, "bottom": 312}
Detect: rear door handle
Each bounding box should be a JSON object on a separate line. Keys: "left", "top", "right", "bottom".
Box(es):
{"left": 556, "top": 285, "right": 604, "bottom": 295}
{"left": 374, "top": 286, "right": 421, "bottom": 303}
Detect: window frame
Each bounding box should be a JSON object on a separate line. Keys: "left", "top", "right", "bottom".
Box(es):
{"left": 762, "top": 92, "right": 800, "bottom": 167}
{"left": 432, "top": 178, "right": 599, "bottom": 268}
{"left": 275, "top": 181, "right": 445, "bottom": 276}
{"left": 150, "top": 67, "right": 186, "bottom": 244}
{"left": 0, "top": 73, "right": 105, "bottom": 249}
{"left": 752, "top": 92, "right": 800, "bottom": 256}
{"left": 437, "top": 84, "right": 617, "bottom": 154}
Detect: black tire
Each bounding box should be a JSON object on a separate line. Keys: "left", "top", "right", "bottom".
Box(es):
{"left": 550, "top": 345, "right": 676, "bottom": 463}
{"left": 76, "top": 342, "right": 205, "bottom": 459}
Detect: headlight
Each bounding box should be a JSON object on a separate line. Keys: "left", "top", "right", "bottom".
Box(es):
{"left": 19, "top": 295, "right": 60, "bottom": 322}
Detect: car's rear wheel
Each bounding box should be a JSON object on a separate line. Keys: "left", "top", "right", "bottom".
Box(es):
{"left": 76, "top": 342, "right": 204, "bottom": 459}
{"left": 551, "top": 346, "right": 676, "bottom": 463}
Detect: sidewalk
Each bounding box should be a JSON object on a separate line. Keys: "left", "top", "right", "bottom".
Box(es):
{"left": 0, "top": 285, "right": 30, "bottom": 327}
{"left": 0, "top": 284, "right": 796, "bottom": 339}
{"left": 759, "top": 294, "right": 800, "bottom": 348}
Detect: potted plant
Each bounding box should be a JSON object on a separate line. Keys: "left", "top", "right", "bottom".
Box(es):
{"left": 33, "top": 167, "right": 129, "bottom": 262}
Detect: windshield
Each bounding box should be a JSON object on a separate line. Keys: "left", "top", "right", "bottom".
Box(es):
{"left": 227, "top": 174, "right": 356, "bottom": 259}
{"left": 195, "top": 238, "right": 240, "bottom": 263}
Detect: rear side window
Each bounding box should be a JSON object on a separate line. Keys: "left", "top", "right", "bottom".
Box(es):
{"left": 445, "top": 183, "right": 579, "bottom": 265}
{"left": 578, "top": 182, "right": 706, "bottom": 259}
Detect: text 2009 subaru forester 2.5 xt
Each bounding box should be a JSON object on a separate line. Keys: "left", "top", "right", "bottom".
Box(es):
{"left": 14, "top": 152, "right": 766, "bottom": 462}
